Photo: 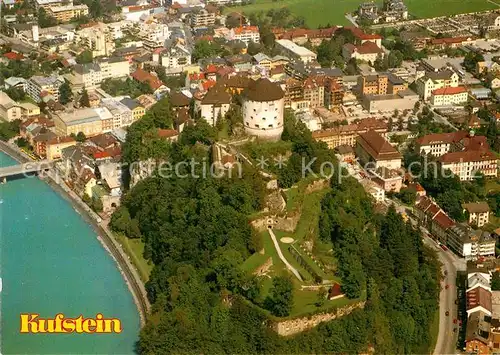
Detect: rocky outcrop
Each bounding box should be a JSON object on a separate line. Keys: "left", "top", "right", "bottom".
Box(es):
{"left": 271, "top": 301, "right": 366, "bottom": 336}
{"left": 253, "top": 257, "right": 273, "bottom": 276}
{"left": 305, "top": 179, "right": 330, "bottom": 194}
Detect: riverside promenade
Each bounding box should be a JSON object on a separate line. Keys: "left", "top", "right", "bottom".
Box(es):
{"left": 0, "top": 141, "right": 150, "bottom": 326}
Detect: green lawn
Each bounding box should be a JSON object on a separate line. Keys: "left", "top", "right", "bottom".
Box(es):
{"left": 115, "top": 233, "right": 153, "bottom": 283}
{"left": 291, "top": 285, "right": 364, "bottom": 317}
{"left": 224, "top": 0, "right": 497, "bottom": 28}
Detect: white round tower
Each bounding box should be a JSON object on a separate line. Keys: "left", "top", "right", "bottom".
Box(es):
{"left": 243, "top": 78, "right": 284, "bottom": 141}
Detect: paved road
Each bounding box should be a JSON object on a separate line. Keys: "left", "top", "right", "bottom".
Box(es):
{"left": 423, "top": 234, "right": 465, "bottom": 355}
{"left": 386, "top": 197, "right": 464, "bottom": 354}
{"left": 268, "top": 228, "right": 303, "bottom": 282}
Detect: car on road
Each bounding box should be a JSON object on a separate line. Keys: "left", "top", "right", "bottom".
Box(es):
{"left": 445, "top": 284, "right": 449, "bottom": 289}
{"left": 441, "top": 245, "right": 448, "bottom": 251}
{"left": 446, "top": 311, "right": 450, "bottom": 316}
{"left": 444, "top": 270, "right": 448, "bottom": 276}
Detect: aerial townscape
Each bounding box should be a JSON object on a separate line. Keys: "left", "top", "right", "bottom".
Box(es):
{"left": 1, "top": 0, "right": 500, "bottom": 353}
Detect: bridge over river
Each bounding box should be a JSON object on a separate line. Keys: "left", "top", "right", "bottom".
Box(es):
{"left": 0, "top": 160, "right": 54, "bottom": 180}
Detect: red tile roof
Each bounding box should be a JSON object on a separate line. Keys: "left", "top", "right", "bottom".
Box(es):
{"left": 432, "top": 86, "right": 468, "bottom": 95}
{"left": 131, "top": 68, "right": 163, "bottom": 91}
{"left": 189, "top": 73, "right": 205, "bottom": 81}
{"left": 357, "top": 130, "right": 402, "bottom": 161}
{"left": 158, "top": 128, "right": 179, "bottom": 138}
{"left": 346, "top": 26, "right": 382, "bottom": 41}
{"left": 205, "top": 64, "right": 218, "bottom": 73}
{"left": 47, "top": 136, "right": 76, "bottom": 145}
{"left": 4, "top": 52, "right": 24, "bottom": 60}
{"left": 431, "top": 36, "right": 471, "bottom": 45}
{"left": 432, "top": 211, "right": 455, "bottom": 230}
{"left": 467, "top": 287, "right": 492, "bottom": 312}
{"left": 234, "top": 26, "right": 259, "bottom": 34}
{"left": 440, "top": 150, "right": 498, "bottom": 164}
{"left": 356, "top": 41, "right": 384, "bottom": 54}
{"left": 416, "top": 131, "right": 468, "bottom": 146}
{"left": 202, "top": 80, "right": 217, "bottom": 91}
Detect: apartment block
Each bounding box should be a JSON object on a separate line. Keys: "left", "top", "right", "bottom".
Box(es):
{"left": 47, "top": 4, "right": 89, "bottom": 23}
{"left": 26, "top": 75, "right": 64, "bottom": 103}
{"left": 463, "top": 202, "right": 491, "bottom": 228}
{"left": 191, "top": 8, "right": 216, "bottom": 27}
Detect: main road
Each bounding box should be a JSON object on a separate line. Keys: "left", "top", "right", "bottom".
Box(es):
{"left": 423, "top": 233, "right": 465, "bottom": 355}
{"left": 385, "top": 198, "right": 464, "bottom": 354}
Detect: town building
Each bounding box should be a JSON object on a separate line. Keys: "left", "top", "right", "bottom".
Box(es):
{"left": 46, "top": 136, "right": 76, "bottom": 160}
{"left": 35, "top": 0, "right": 65, "bottom": 9}
{"left": 414, "top": 196, "right": 456, "bottom": 244}
{"left": 100, "top": 98, "right": 134, "bottom": 128}
{"left": 67, "top": 57, "right": 130, "bottom": 90}
{"left": 159, "top": 44, "right": 192, "bottom": 74}
{"left": 430, "top": 86, "right": 469, "bottom": 106}
{"left": 312, "top": 118, "right": 387, "bottom": 149}
{"left": 191, "top": 8, "right": 216, "bottom": 27}
{"left": 52, "top": 107, "right": 109, "bottom": 137}
{"left": 342, "top": 41, "right": 384, "bottom": 63}
{"left": 47, "top": 4, "right": 88, "bottom": 22}
{"left": 416, "top": 69, "right": 460, "bottom": 101}
{"left": 76, "top": 23, "right": 115, "bottom": 57}
{"left": 355, "top": 130, "right": 402, "bottom": 170}
{"left": 362, "top": 89, "right": 419, "bottom": 114}
{"left": 447, "top": 224, "right": 496, "bottom": 259}
{"left": 26, "top": 75, "right": 64, "bottom": 103}
{"left": 370, "top": 166, "right": 403, "bottom": 192}
{"left": 130, "top": 68, "right": 166, "bottom": 94}
{"left": 440, "top": 150, "right": 498, "bottom": 181}
{"left": 416, "top": 131, "right": 490, "bottom": 157}
{"left": 275, "top": 39, "right": 317, "bottom": 63}
{"left": 463, "top": 202, "right": 491, "bottom": 228}
{"left": 138, "top": 22, "right": 171, "bottom": 50}
{"left": 120, "top": 98, "right": 145, "bottom": 121}
{"left": 358, "top": 74, "right": 388, "bottom": 95}
{"left": 198, "top": 84, "right": 231, "bottom": 126}
{"left": 0, "top": 91, "right": 22, "bottom": 121}
{"left": 227, "top": 26, "right": 260, "bottom": 45}
{"left": 242, "top": 78, "right": 285, "bottom": 141}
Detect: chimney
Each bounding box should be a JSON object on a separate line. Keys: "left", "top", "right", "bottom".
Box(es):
{"left": 32, "top": 24, "right": 39, "bottom": 43}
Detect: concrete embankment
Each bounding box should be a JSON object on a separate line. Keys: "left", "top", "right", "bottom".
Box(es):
{"left": 0, "top": 141, "right": 150, "bottom": 326}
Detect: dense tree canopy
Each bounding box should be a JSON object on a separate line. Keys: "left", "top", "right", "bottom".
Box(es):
{"left": 319, "top": 177, "right": 440, "bottom": 353}
{"left": 121, "top": 104, "right": 440, "bottom": 354}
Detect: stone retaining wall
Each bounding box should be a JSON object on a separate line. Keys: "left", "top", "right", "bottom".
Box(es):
{"left": 272, "top": 301, "right": 366, "bottom": 336}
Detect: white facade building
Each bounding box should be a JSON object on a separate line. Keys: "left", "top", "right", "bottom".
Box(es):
{"left": 243, "top": 79, "right": 285, "bottom": 141}
{"left": 227, "top": 26, "right": 260, "bottom": 45}
{"left": 275, "top": 39, "right": 317, "bottom": 63}
{"left": 160, "top": 44, "right": 191, "bottom": 73}
{"left": 26, "top": 75, "right": 64, "bottom": 103}
{"left": 430, "top": 86, "right": 468, "bottom": 106}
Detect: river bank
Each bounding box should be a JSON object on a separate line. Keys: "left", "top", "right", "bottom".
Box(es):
{"left": 0, "top": 141, "right": 150, "bottom": 327}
